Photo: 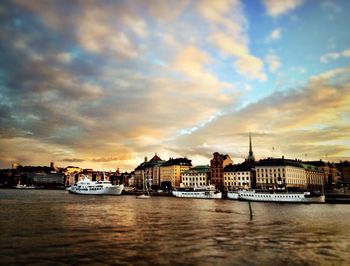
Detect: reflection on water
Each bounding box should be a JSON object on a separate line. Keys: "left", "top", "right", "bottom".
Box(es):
{"left": 1, "top": 190, "right": 349, "bottom": 265}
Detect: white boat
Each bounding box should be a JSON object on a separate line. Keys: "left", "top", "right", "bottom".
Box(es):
{"left": 227, "top": 191, "right": 240, "bottom": 200}
{"left": 229, "top": 189, "right": 325, "bottom": 203}
{"left": 172, "top": 185, "right": 222, "bottom": 199}
{"left": 68, "top": 176, "right": 124, "bottom": 195}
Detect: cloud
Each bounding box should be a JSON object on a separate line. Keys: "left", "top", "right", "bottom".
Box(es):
{"left": 172, "top": 45, "right": 231, "bottom": 87}
{"left": 62, "top": 158, "right": 85, "bottom": 163}
{"left": 209, "top": 32, "right": 266, "bottom": 82}
{"left": 320, "top": 48, "right": 350, "bottom": 63}
{"left": 1, "top": 0, "right": 349, "bottom": 171}
{"left": 310, "top": 66, "right": 349, "bottom": 81}
{"left": 169, "top": 66, "right": 350, "bottom": 162}
{"left": 265, "top": 53, "right": 281, "bottom": 73}
{"left": 77, "top": 11, "right": 138, "bottom": 58}
{"left": 210, "top": 32, "right": 248, "bottom": 58}
{"left": 262, "top": 0, "right": 304, "bottom": 17}
{"left": 235, "top": 55, "right": 267, "bottom": 81}
{"left": 56, "top": 52, "right": 73, "bottom": 64}
{"left": 268, "top": 28, "right": 282, "bottom": 41}
{"left": 92, "top": 156, "right": 131, "bottom": 163}
{"left": 196, "top": 0, "right": 267, "bottom": 82}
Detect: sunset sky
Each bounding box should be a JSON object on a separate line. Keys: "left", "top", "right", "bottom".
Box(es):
{"left": 0, "top": 0, "right": 349, "bottom": 171}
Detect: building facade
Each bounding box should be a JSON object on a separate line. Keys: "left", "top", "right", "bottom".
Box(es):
{"left": 224, "top": 163, "right": 252, "bottom": 190}
{"left": 210, "top": 152, "right": 233, "bottom": 189}
{"left": 335, "top": 161, "right": 350, "bottom": 185}
{"left": 144, "top": 154, "right": 164, "bottom": 187}
{"left": 181, "top": 165, "right": 210, "bottom": 187}
{"left": 134, "top": 154, "right": 165, "bottom": 189}
{"left": 302, "top": 163, "right": 325, "bottom": 191}
{"left": 160, "top": 158, "right": 192, "bottom": 188}
{"left": 306, "top": 160, "right": 339, "bottom": 188}
{"left": 64, "top": 166, "right": 82, "bottom": 185}
{"left": 255, "top": 157, "right": 307, "bottom": 190}
{"left": 134, "top": 158, "right": 147, "bottom": 189}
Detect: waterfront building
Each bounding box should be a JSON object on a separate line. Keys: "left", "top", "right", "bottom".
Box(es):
{"left": 335, "top": 161, "right": 350, "bottom": 186}
{"left": 12, "top": 163, "right": 19, "bottom": 170}
{"left": 144, "top": 154, "right": 165, "bottom": 187}
{"left": 50, "top": 162, "right": 57, "bottom": 173}
{"left": 65, "top": 166, "right": 82, "bottom": 175}
{"left": 65, "top": 166, "right": 82, "bottom": 185}
{"left": 180, "top": 165, "right": 210, "bottom": 187}
{"left": 134, "top": 167, "right": 145, "bottom": 188}
{"left": 160, "top": 158, "right": 192, "bottom": 188}
{"left": 224, "top": 163, "right": 252, "bottom": 190}
{"left": 27, "top": 172, "right": 65, "bottom": 187}
{"left": 305, "top": 160, "right": 339, "bottom": 188}
{"left": 129, "top": 171, "right": 135, "bottom": 187}
{"left": 301, "top": 163, "right": 325, "bottom": 191}
{"left": 255, "top": 157, "right": 307, "bottom": 190}
{"left": 134, "top": 154, "right": 165, "bottom": 189}
{"left": 134, "top": 158, "right": 147, "bottom": 189}
{"left": 0, "top": 169, "right": 16, "bottom": 188}
{"left": 109, "top": 170, "right": 131, "bottom": 186}
{"left": 210, "top": 152, "right": 233, "bottom": 189}
{"left": 82, "top": 168, "right": 94, "bottom": 180}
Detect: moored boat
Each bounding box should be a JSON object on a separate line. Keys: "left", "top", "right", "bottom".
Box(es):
{"left": 172, "top": 185, "right": 222, "bottom": 199}
{"left": 68, "top": 176, "right": 124, "bottom": 195}
{"left": 227, "top": 191, "right": 240, "bottom": 200}
{"left": 15, "top": 181, "right": 36, "bottom": 189}
{"left": 228, "top": 189, "right": 325, "bottom": 203}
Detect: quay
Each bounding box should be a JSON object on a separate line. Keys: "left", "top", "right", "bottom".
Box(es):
{"left": 123, "top": 190, "right": 172, "bottom": 197}
{"left": 325, "top": 192, "right": 350, "bottom": 204}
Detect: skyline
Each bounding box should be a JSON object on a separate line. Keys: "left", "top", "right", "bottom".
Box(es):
{"left": 0, "top": 0, "right": 350, "bottom": 171}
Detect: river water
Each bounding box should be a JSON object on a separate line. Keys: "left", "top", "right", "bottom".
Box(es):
{"left": 0, "top": 190, "right": 349, "bottom": 265}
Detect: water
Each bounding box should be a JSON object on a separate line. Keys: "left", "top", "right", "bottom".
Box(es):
{"left": 0, "top": 190, "right": 349, "bottom": 265}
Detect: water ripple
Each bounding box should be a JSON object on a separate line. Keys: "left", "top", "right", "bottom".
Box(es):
{"left": 1, "top": 190, "right": 350, "bottom": 265}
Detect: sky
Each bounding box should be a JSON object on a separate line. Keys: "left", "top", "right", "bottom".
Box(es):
{"left": 0, "top": 0, "right": 349, "bottom": 171}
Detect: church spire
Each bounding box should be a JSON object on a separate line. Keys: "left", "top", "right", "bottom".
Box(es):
{"left": 247, "top": 132, "right": 255, "bottom": 162}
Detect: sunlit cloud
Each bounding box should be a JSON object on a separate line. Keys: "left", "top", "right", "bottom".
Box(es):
{"left": 62, "top": 158, "right": 85, "bottom": 163}
{"left": 262, "top": 0, "right": 304, "bottom": 17}
{"left": 0, "top": 0, "right": 349, "bottom": 170}
{"left": 172, "top": 46, "right": 221, "bottom": 86}
{"left": 210, "top": 33, "right": 267, "bottom": 82}
{"left": 169, "top": 66, "right": 350, "bottom": 162}
{"left": 197, "top": 0, "right": 266, "bottom": 82}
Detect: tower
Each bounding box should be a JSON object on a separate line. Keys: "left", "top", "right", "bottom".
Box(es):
{"left": 247, "top": 133, "right": 255, "bottom": 163}
{"left": 247, "top": 133, "right": 256, "bottom": 189}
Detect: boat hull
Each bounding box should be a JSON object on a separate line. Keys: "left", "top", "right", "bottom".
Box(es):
{"left": 227, "top": 191, "right": 240, "bottom": 200}
{"left": 172, "top": 190, "right": 222, "bottom": 199}
{"left": 68, "top": 185, "right": 124, "bottom": 195}
{"left": 237, "top": 190, "right": 325, "bottom": 203}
